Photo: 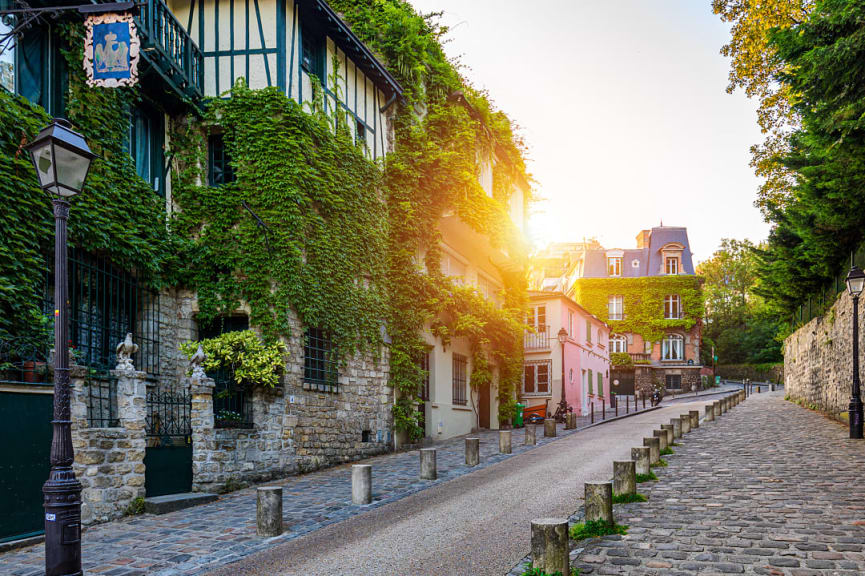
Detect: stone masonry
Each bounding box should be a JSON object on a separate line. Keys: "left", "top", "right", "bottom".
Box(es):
{"left": 785, "top": 290, "right": 859, "bottom": 421}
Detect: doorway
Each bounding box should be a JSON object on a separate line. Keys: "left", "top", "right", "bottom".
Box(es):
{"left": 478, "top": 381, "right": 490, "bottom": 429}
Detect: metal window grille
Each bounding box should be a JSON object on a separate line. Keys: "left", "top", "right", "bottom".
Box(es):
{"left": 146, "top": 387, "right": 191, "bottom": 446}
{"left": 452, "top": 354, "right": 467, "bottom": 406}
{"left": 212, "top": 369, "right": 254, "bottom": 429}
{"left": 208, "top": 133, "right": 235, "bottom": 186}
{"left": 304, "top": 327, "right": 339, "bottom": 393}
{"left": 665, "top": 374, "right": 682, "bottom": 389}
{"left": 87, "top": 374, "right": 119, "bottom": 427}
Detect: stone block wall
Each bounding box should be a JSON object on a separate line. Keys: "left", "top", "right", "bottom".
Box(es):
{"left": 785, "top": 291, "right": 856, "bottom": 421}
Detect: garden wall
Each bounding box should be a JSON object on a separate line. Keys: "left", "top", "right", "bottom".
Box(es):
{"left": 716, "top": 363, "right": 783, "bottom": 383}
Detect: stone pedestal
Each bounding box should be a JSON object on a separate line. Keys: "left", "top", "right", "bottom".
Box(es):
{"left": 544, "top": 418, "right": 556, "bottom": 437}
{"left": 420, "top": 448, "right": 437, "bottom": 480}
{"left": 643, "top": 437, "right": 660, "bottom": 464}
{"left": 689, "top": 410, "right": 700, "bottom": 428}
{"left": 631, "top": 447, "right": 650, "bottom": 475}
{"left": 256, "top": 486, "right": 283, "bottom": 537}
{"left": 613, "top": 460, "right": 636, "bottom": 495}
{"left": 352, "top": 464, "right": 372, "bottom": 505}
{"left": 530, "top": 518, "right": 570, "bottom": 575}
{"left": 670, "top": 418, "right": 682, "bottom": 438}
{"left": 705, "top": 404, "right": 714, "bottom": 422}
{"left": 499, "top": 429, "right": 512, "bottom": 454}
{"left": 660, "top": 424, "right": 674, "bottom": 446}
{"left": 680, "top": 414, "right": 691, "bottom": 434}
{"left": 525, "top": 423, "right": 536, "bottom": 446}
{"left": 713, "top": 401, "right": 721, "bottom": 417}
{"left": 465, "top": 438, "right": 480, "bottom": 467}
{"left": 653, "top": 429, "right": 667, "bottom": 450}
{"left": 585, "top": 482, "right": 613, "bottom": 523}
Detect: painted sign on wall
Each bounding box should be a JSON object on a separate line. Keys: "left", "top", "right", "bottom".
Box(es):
{"left": 83, "top": 12, "right": 140, "bottom": 88}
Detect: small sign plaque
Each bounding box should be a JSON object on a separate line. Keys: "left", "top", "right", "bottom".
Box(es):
{"left": 83, "top": 12, "right": 140, "bottom": 88}
{"left": 45, "top": 513, "right": 56, "bottom": 521}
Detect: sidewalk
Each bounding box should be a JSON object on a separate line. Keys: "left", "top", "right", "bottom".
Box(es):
{"left": 549, "top": 392, "right": 865, "bottom": 574}
{"left": 0, "top": 404, "right": 644, "bottom": 576}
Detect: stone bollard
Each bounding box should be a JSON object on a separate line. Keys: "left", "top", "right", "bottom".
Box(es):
{"left": 653, "top": 429, "right": 668, "bottom": 450}
{"left": 499, "top": 429, "right": 512, "bottom": 454}
{"left": 256, "top": 486, "right": 283, "bottom": 537}
{"left": 613, "top": 460, "right": 637, "bottom": 496}
{"left": 351, "top": 465, "right": 372, "bottom": 505}
{"left": 465, "top": 438, "right": 480, "bottom": 467}
{"left": 689, "top": 410, "right": 700, "bottom": 429}
{"left": 670, "top": 417, "right": 683, "bottom": 439}
{"left": 680, "top": 414, "right": 691, "bottom": 434}
{"left": 704, "top": 404, "right": 714, "bottom": 422}
{"left": 631, "top": 446, "right": 650, "bottom": 476}
{"left": 713, "top": 401, "right": 721, "bottom": 417}
{"left": 661, "top": 424, "right": 676, "bottom": 446}
{"left": 570, "top": 412, "right": 578, "bottom": 429}
{"left": 530, "top": 518, "right": 570, "bottom": 576}
{"left": 643, "top": 437, "right": 660, "bottom": 464}
{"left": 525, "top": 423, "right": 537, "bottom": 446}
{"left": 585, "top": 482, "right": 614, "bottom": 523}
{"left": 544, "top": 418, "right": 557, "bottom": 438}
{"left": 420, "top": 448, "right": 437, "bottom": 480}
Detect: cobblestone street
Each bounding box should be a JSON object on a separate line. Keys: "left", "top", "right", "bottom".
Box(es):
{"left": 0, "top": 404, "right": 637, "bottom": 576}
{"left": 564, "top": 391, "right": 865, "bottom": 575}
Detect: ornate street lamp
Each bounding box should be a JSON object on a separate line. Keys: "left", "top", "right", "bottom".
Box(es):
{"left": 26, "top": 118, "right": 95, "bottom": 576}
{"left": 557, "top": 328, "right": 568, "bottom": 417}
{"left": 846, "top": 265, "right": 865, "bottom": 439}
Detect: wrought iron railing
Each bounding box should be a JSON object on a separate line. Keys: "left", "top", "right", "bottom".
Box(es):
{"left": 146, "top": 387, "right": 191, "bottom": 444}
{"left": 0, "top": 338, "right": 51, "bottom": 386}
{"left": 135, "top": 0, "right": 204, "bottom": 101}
{"left": 211, "top": 368, "right": 254, "bottom": 429}
{"left": 524, "top": 325, "right": 550, "bottom": 350}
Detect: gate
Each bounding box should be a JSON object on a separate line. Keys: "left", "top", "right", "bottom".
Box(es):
{"left": 611, "top": 368, "right": 636, "bottom": 396}
{"left": 144, "top": 387, "right": 193, "bottom": 497}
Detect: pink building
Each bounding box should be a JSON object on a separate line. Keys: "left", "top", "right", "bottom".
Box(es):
{"left": 523, "top": 291, "right": 610, "bottom": 416}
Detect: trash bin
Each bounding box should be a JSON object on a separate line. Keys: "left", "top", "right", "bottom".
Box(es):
{"left": 513, "top": 403, "right": 525, "bottom": 428}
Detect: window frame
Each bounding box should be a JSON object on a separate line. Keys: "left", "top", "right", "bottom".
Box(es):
{"left": 304, "top": 327, "right": 339, "bottom": 393}
{"left": 523, "top": 360, "right": 551, "bottom": 396}
{"left": 608, "top": 295, "right": 623, "bottom": 320}
{"left": 452, "top": 353, "right": 468, "bottom": 406}
{"left": 610, "top": 334, "right": 628, "bottom": 354}
{"left": 666, "top": 257, "right": 679, "bottom": 275}
{"left": 301, "top": 23, "right": 326, "bottom": 84}
{"left": 664, "top": 294, "right": 681, "bottom": 319}
{"left": 585, "top": 319, "right": 592, "bottom": 343}
{"left": 607, "top": 257, "right": 622, "bottom": 277}
{"left": 662, "top": 333, "right": 684, "bottom": 362}
{"left": 208, "top": 133, "right": 235, "bottom": 187}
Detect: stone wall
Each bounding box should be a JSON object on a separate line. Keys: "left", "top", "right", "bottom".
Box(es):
{"left": 716, "top": 363, "right": 784, "bottom": 383}
{"left": 785, "top": 291, "right": 855, "bottom": 421}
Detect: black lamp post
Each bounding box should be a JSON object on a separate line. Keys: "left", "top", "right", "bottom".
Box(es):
{"left": 26, "top": 118, "right": 95, "bottom": 576}
{"left": 846, "top": 265, "right": 865, "bottom": 440}
{"left": 557, "top": 328, "right": 568, "bottom": 414}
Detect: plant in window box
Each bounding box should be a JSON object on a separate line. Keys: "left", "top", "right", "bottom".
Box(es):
{"left": 181, "top": 329, "right": 287, "bottom": 389}
{"left": 610, "top": 352, "right": 633, "bottom": 368}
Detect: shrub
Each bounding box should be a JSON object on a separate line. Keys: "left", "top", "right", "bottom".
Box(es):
{"left": 569, "top": 520, "right": 628, "bottom": 540}
{"left": 612, "top": 492, "right": 647, "bottom": 504}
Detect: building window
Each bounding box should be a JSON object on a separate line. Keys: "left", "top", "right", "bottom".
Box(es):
{"left": 452, "top": 354, "right": 468, "bottom": 406}
{"left": 523, "top": 361, "right": 550, "bottom": 396}
{"left": 301, "top": 24, "right": 325, "bottom": 83}
{"left": 608, "top": 295, "right": 623, "bottom": 320}
{"left": 199, "top": 315, "right": 254, "bottom": 428}
{"left": 665, "top": 374, "right": 682, "bottom": 389}
{"left": 208, "top": 134, "right": 235, "bottom": 186}
{"left": 527, "top": 305, "right": 546, "bottom": 330}
{"left": 356, "top": 120, "right": 367, "bottom": 148}
{"left": 418, "top": 350, "right": 430, "bottom": 401}
{"left": 0, "top": 17, "right": 15, "bottom": 92}
{"left": 664, "top": 295, "right": 681, "bottom": 319}
{"left": 304, "top": 327, "right": 339, "bottom": 393}
{"left": 597, "top": 372, "right": 603, "bottom": 398}
{"left": 662, "top": 334, "right": 684, "bottom": 361}
{"left": 666, "top": 257, "right": 679, "bottom": 275}
{"left": 440, "top": 252, "right": 467, "bottom": 284}
{"left": 585, "top": 319, "right": 592, "bottom": 343}
{"left": 588, "top": 368, "right": 593, "bottom": 395}
{"left": 608, "top": 257, "right": 622, "bottom": 277}
{"left": 610, "top": 334, "right": 628, "bottom": 354}
{"left": 130, "top": 105, "right": 165, "bottom": 195}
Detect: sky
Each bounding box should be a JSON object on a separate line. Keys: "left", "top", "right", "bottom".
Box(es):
{"left": 408, "top": 0, "right": 769, "bottom": 265}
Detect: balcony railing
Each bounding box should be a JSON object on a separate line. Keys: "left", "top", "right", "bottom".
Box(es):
{"left": 629, "top": 352, "right": 651, "bottom": 363}
{"left": 524, "top": 325, "right": 550, "bottom": 350}
{"left": 135, "top": 0, "right": 204, "bottom": 101}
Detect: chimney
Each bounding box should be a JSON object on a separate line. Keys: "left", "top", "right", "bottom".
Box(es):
{"left": 636, "top": 229, "right": 651, "bottom": 249}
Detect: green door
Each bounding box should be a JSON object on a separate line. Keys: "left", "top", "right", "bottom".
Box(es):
{"left": 0, "top": 391, "right": 53, "bottom": 542}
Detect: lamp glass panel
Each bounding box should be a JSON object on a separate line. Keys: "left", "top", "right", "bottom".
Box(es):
{"left": 30, "top": 142, "right": 56, "bottom": 190}
{"left": 848, "top": 275, "right": 865, "bottom": 296}
{"left": 53, "top": 144, "right": 90, "bottom": 196}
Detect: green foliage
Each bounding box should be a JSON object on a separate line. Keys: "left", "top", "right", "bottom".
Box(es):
{"left": 571, "top": 276, "right": 702, "bottom": 342}
{"left": 610, "top": 352, "right": 633, "bottom": 368}
{"left": 569, "top": 520, "right": 628, "bottom": 540}
{"left": 125, "top": 497, "right": 145, "bottom": 516}
{"left": 612, "top": 492, "right": 647, "bottom": 504}
{"left": 180, "top": 330, "right": 286, "bottom": 388}
{"left": 0, "top": 23, "right": 172, "bottom": 342}
{"left": 660, "top": 446, "right": 674, "bottom": 456}
{"left": 651, "top": 459, "right": 668, "bottom": 468}
{"left": 636, "top": 471, "right": 658, "bottom": 483}
{"left": 520, "top": 567, "right": 580, "bottom": 576}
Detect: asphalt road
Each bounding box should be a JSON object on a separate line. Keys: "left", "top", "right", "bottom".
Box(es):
{"left": 205, "top": 397, "right": 721, "bottom": 576}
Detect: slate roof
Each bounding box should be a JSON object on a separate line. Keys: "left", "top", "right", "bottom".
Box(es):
{"left": 581, "top": 227, "right": 695, "bottom": 278}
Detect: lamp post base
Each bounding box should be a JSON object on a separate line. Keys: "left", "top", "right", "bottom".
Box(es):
{"left": 850, "top": 398, "right": 864, "bottom": 439}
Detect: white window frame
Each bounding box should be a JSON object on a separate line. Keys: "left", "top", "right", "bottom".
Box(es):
{"left": 608, "top": 295, "right": 623, "bottom": 321}
{"left": 610, "top": 334, "right": 628, "bottom": 354}
{"left": 666, "top": 257, "right": 679, "bottom": 275}
{"left": 527, "top": 305, "right": 547, "bottom": 330}
{"left": 662, "top": 334, "right": 684, "bottom": 361}
{"left": 608, "top": 257, "right": 622, "bottom": 277}
{"left": 664, "top": 294, "right": 681, "bottom": 319}
{"left": 523, "top": 360, "right": 551, "bottom": 396}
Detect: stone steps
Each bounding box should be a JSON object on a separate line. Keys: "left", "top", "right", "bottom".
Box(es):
{"left": 144, "top": 492, "right": 218, "bottom": 515}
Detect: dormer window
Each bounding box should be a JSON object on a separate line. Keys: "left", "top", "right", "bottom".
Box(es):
{"left": 608, "top": 257, "right": 622, "bottom": 277}
{"left": 666, "top": 257, "right": 679, "bottom": 275}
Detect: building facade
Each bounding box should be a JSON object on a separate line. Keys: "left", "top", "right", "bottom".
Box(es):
{"left": 523, "top": 292, "right": 610, "bottom": 417}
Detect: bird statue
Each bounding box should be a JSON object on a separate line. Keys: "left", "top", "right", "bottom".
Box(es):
{"left": 115, "top": 333, "right": 138, "bottom": 370}
{"left": 189, "top": 343, "right": 207, "bottom": 380}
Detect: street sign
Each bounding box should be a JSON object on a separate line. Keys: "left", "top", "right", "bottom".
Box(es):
{"left": 83, "top": 12, "right": 140, "bottom": 88}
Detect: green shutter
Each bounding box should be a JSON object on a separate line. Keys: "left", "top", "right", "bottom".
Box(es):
{"left": 597, "top": 372, "right": 603, "bottom": 398}
{"left": 585, "top": 319, "right": 591, "bottom": 342}
{"left": 588, "top": 369, "right": 593, "bottom": 394}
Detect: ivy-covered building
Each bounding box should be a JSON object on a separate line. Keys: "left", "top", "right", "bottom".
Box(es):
{"left": 533, "top": 227, "right": 704, "bottom": 395}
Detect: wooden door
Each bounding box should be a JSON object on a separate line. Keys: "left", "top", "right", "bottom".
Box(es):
{"left": 478, "top": 381, "right": 490, "bottom": 429}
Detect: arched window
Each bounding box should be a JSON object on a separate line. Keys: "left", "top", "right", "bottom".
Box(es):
{"left": 662, "top": 333, "right": 684, "bottom": 361}
{"left": 610, "top": 334, "right": 628, "bottom": 354}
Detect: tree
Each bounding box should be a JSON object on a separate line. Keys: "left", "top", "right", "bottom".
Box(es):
{"left": 697, "top": 239, "right": 783, "bottom": 364}
{"left": 712, "top": 0, "right": 814, "bottom": 216}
